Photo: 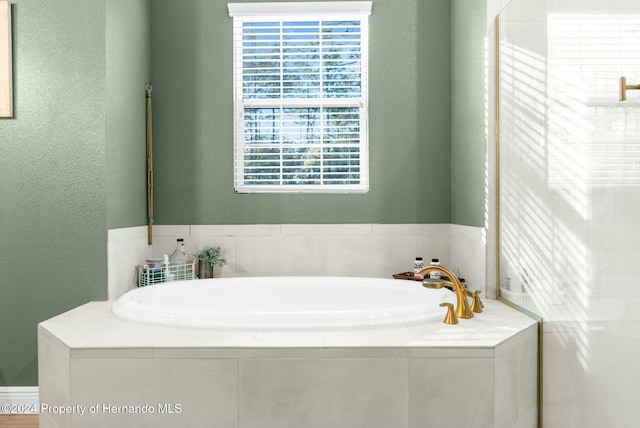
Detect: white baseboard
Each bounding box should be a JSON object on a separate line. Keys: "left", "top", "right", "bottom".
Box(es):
{"left": 0, "top": 387, "right": 39, "bottom": 413}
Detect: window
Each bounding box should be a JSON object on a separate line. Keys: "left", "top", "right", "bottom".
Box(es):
{"left": 228, "top": 2, "right": 372, "bottom": 193}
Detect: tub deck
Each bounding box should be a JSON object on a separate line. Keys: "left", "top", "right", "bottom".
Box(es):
{"left": 38, "top": 299, "right": 538, "bottom": 428}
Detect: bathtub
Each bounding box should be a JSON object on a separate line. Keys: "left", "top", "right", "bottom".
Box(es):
{"left": 112, "top": 276, "right": 457, "bottom": 330}
{"left": 39, "top": 279, "right": 539, "bottom": 428}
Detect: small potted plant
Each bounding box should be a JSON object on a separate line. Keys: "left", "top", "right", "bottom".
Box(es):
{"left": 196, "top": 246, "right": 226, "bottom": 279}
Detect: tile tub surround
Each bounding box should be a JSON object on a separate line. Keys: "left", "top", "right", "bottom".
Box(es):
{"left": 106, "top": 223, "right": 485, "bottom": 299}
{"left": 107, "top": 227, "right": 151, "bottom": 300}
{"left": 38, "top": 300, "right": 537, "bottom": 428}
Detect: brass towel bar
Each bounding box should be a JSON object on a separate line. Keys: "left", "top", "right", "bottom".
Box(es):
{"left": 619, "top": 76, "right": 640, "bottom": 101}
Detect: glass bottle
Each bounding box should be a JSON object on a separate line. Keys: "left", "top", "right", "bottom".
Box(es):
{"left": 170, "top": 238, "right": 190, "bottom": 279}
{"left": 170, "top": 239, "right": 188, "bottom": 264}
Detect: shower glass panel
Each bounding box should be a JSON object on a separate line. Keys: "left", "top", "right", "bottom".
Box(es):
{"left": 498, "top": 0, "right": 640, "bottom": 319}
{"left": 497, "top": 1, "right": 640, "bottom": 425}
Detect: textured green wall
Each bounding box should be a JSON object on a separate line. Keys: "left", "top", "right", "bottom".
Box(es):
{"left": 106, "top": 0, "right": 151, "bottom": 229}
{"left": 0, "top": 0, "right": 487, "bottom": 387}
{"left": 151, "top": 0, "right": 452, "bottom": 224}
{"left": 451, "top": 0, "right": 487, "bottom": 227}
{"left": 0, "top": 0, "right": 149, "bottom": 386}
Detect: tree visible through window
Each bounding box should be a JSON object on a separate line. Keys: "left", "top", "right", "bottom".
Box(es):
{"left": 229, "top": 2, "right": 372, "bottom": 193}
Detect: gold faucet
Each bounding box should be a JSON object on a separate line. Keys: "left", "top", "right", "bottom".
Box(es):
{"left": 418, "top": 266, "right": 475, "bottom": 323}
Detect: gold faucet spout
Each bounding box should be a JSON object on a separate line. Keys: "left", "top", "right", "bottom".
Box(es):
{"left": 421, "top": 279, "right": 451, "bottom": 289}
{"left": 418, "top": 266, "right": 473, "bottom": 320}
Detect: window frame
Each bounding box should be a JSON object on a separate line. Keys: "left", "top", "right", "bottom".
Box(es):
{"left": 228, "top": 1, "right": 372, "bottom": 194}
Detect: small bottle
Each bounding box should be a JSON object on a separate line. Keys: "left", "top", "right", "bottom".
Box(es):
{"left": 414, "top": 257, "right": 424, "bottom": 279}
{"left": 162, "top": 254, "right": 174, "bottom": 282}
{"left": 429, "top": 258, "right": 441, "bottom": 279}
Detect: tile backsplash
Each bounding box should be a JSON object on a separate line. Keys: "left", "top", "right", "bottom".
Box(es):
{"left": 108, "top": 224, "right": 486, "bottom": 300}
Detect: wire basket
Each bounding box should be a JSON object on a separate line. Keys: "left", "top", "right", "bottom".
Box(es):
{"left": 136, "top": 260, "right": 197, "bottom": 287}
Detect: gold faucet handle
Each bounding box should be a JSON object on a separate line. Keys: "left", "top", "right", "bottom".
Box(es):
{"left": 470, "top": 290, "right": 484, "bottom": 313}
{"left": 439, "top": 303, "right": 458, "bottom": 325}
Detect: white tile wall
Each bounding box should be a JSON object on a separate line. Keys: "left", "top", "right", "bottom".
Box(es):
{"left": 450, "top": 224, "right": 486, "bottom": 294}
{"left": 107, "top": 226, "right": 150, "bottom": 300}
{"left": 491, "top": 0, "right": 640, "bottom": 426}
{"left": 153, "top": 224, "right": 453, "bottom": 280}
{"left": 108, "top": 224, "right": 487, "bottom": 300}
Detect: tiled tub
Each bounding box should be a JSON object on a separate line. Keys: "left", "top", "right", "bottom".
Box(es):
{"left": 38, "top": 298, "right": 537, "bottom": 428}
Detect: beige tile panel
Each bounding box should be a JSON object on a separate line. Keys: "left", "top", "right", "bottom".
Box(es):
{"left": 69, "top": 358, "right": 238, "bottom": 428}
{"left": 239, "top": 358, "right": 409, "bottom": 428}
{"left": 410, "top": 357, "right": 495, "bottom": 428}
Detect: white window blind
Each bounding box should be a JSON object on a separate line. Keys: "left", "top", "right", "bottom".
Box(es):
{"left": 229, "top": 2, "right": 372, "bottom": 193}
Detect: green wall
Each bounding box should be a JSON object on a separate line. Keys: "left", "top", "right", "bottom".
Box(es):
{"left": 451, "top": 0, "right": 487, "bottom": 227}
{"left": 0, "top": 0, "right": 487, "bottom": 387}
{"left": 106, "top": 0, "right": 151, "bottom": 229}
{"left": 0, "top": 0, "right": 149, "bottom": 386}
{"left": 151, "top": 0, "right": 453, "bottom": 225}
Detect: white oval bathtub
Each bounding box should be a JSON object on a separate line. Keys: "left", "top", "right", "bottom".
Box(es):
{"left": 112, "top": 276, "right": 456, "bottom": 330}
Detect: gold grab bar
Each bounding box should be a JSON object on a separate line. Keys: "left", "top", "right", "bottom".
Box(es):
{"left": 619, "top": 77, "right": 640, "bottom": 101}
{"left": 146, "top": 83, "right": 154, "bottom": 245}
